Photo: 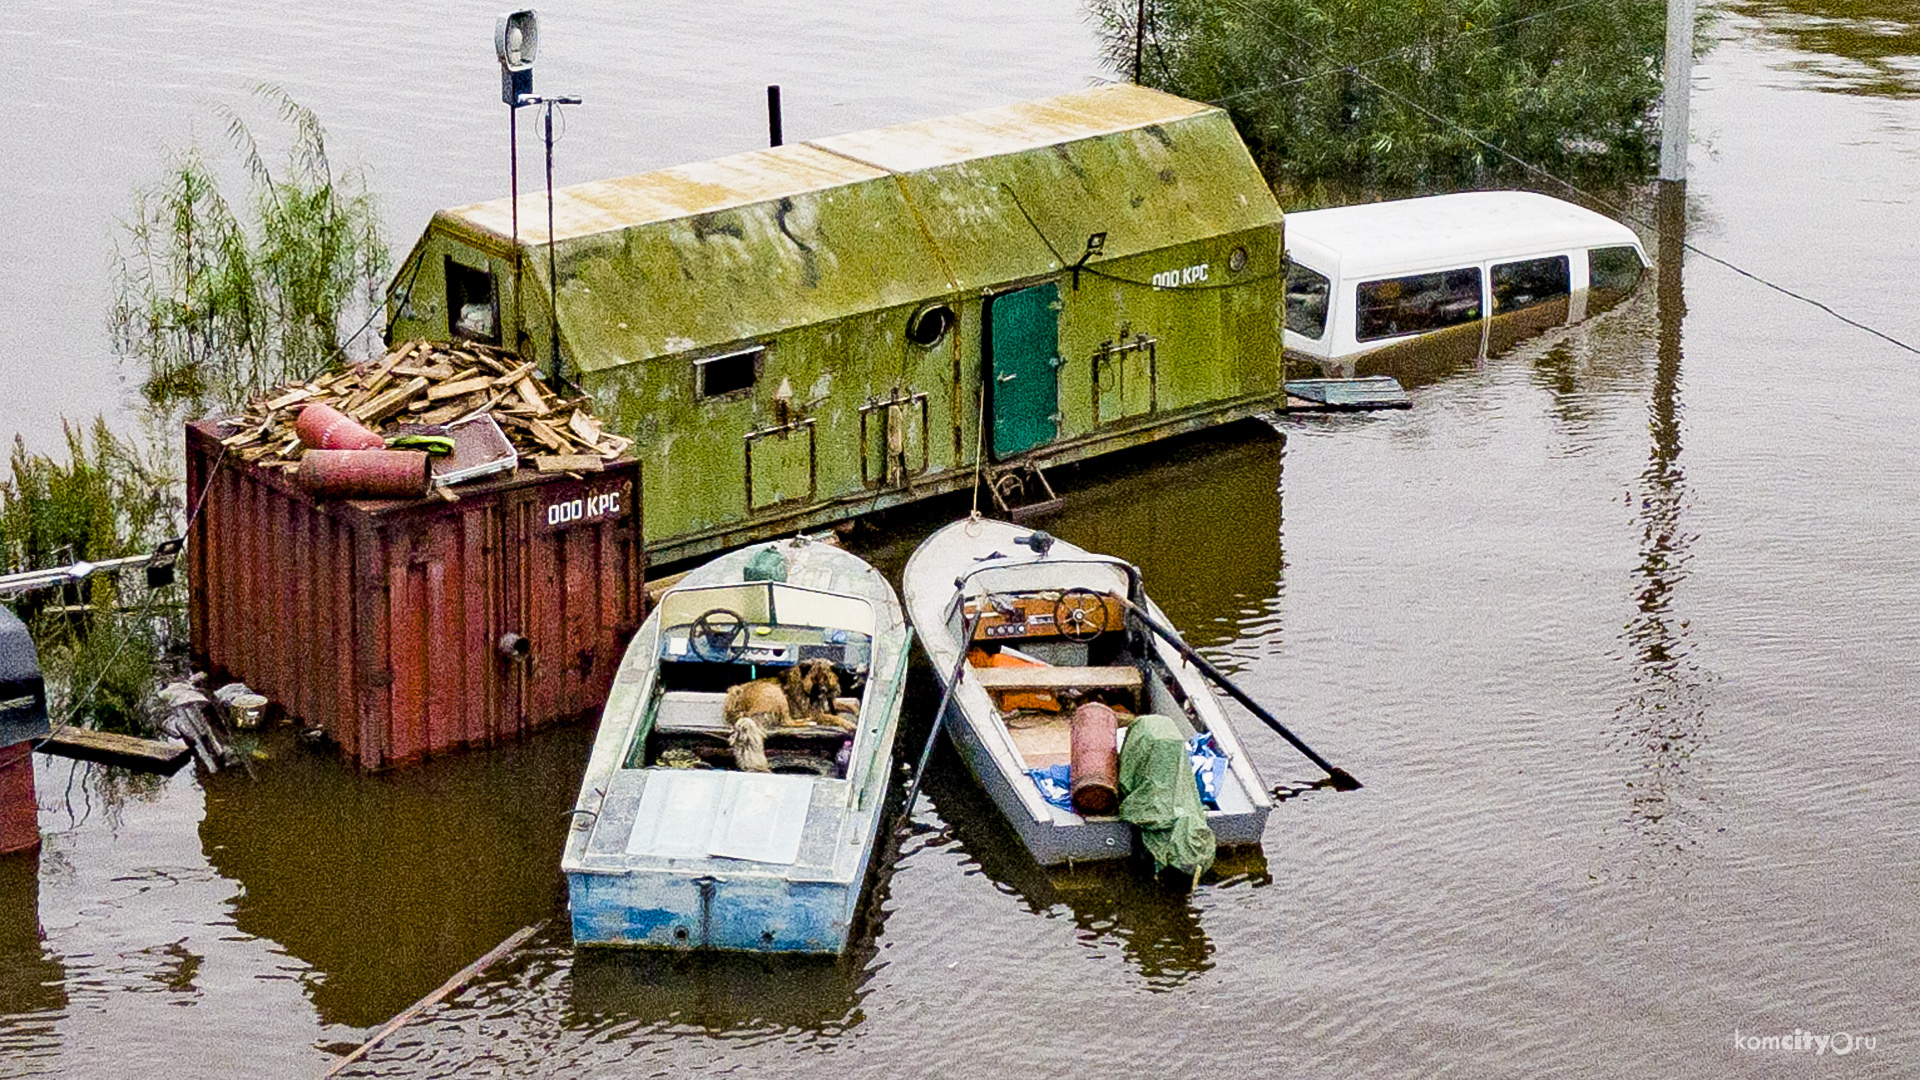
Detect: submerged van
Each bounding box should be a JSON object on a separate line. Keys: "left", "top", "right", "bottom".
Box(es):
{"left": 1283, "top": 191, "right": 1649, "bottom": 381}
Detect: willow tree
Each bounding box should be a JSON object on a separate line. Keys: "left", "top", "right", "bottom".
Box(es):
{"left": 1090, "top": 0, "right": 1670, "bottom": 200}
{"left": 112, "top": 86, "right": 390, "bottom": 417}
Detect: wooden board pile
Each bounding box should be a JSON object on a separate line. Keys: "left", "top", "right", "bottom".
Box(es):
{"left": 216, "top": 339, "right": 631, "bottom": 475}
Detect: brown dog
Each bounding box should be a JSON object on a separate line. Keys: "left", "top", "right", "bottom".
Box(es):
{"left": 722, "top": 659, "right": 852, "bottom": 732}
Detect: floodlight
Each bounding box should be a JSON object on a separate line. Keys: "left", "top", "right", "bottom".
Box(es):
{"left": 496, "top": 10, "right": 538, "bottom": 105}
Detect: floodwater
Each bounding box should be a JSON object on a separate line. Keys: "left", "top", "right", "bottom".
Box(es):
{"left": 4, "top": 3, "right": 1920, "bottom": 1078}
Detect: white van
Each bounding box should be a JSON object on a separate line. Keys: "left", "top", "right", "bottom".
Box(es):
{"left": 1283, "top": 191, "right": 1650, "bottom": 379}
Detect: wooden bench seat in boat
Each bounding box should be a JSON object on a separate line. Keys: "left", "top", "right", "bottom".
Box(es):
{"left": 971, "top": 665, "right": 1143, "bottom": 711}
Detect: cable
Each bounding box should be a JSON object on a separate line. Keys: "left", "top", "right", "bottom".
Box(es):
{"left": 1201, "top": 0, "right": 1920, "bottom": 357}
{"left": 1346, "top": 69, "right": 1920, "bottom": 356}
{"left": 997, "top": 183, "right": 1284, "bottom": 292}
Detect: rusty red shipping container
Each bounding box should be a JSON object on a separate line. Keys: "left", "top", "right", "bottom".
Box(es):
{"left": 185, "top": 421, "right": 645, "bottom": 770}
{"left": 0, "top": 742, "right": 36, "bottom": 855}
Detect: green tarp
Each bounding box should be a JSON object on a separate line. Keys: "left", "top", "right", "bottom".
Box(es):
{"left": 1118, "top": 714, "right": 1216, "bottom": 881}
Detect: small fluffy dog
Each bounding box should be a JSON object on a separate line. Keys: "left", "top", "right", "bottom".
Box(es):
{"left": 724, "top": 659, "right": 852, "bottom": 735}
{"left": 725, "top": 660, "right": 851, "bottom": 772}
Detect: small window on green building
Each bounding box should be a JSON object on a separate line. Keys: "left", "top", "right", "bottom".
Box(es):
{"left": 907, "top": 305, "right": 955, "bottom": 347}
{"left": 445, "top": 258, "right": 499, "bottom": 344}
{"left": 697, "top": 346, "right": 763, "bottom": 399}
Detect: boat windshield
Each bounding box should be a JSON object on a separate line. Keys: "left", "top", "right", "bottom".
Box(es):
{"left": 656, "top": 581, "right": 875, "bottom": 637}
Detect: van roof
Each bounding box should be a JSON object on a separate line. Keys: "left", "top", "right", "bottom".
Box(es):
{"left": 1284, "top": 191, "right": 1644, "bottom": 280}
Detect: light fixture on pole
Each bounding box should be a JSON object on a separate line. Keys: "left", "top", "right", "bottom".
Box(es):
{"left": 1071, "top": 231, "right": 1107, "bottom": 290}
{"left": 497, "top": 10, "right": 538, "bottom": 353}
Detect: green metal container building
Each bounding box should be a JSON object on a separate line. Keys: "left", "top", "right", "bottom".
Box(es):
{"left": 386, "top": 84, "right": 1284, "bottom": 565}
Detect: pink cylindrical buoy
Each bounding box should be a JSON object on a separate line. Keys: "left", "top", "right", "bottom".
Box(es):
{"left": 298, "top": 449, "right": 431, "bottom": 500}
{"left": 295, "top": 403, "right": 385, "bottom": 451}
{"left": 0, "top": 741, "right": 38, "bottom": 856}
{"left": 1069, "top": 702, "right": 1121, "bottom": 815}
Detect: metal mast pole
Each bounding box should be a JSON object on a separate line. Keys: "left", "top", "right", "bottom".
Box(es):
{"left": 544, "top": 101, "right": 561, "bottom": 384}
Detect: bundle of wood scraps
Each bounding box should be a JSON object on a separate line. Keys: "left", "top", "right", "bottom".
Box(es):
{"left": 216, "top": 339, "right": 631, "bottom": 475}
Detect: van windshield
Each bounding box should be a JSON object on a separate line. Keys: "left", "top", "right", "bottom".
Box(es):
{"left": 1286, "top": 263, "right": 1332, "bottom": 339}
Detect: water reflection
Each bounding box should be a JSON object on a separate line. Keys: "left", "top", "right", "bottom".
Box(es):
{"left": 1738, "top": 0, "right": 1920, "bottom": 98}
{"left": 0, "top": 850, "right": 65, "bottom": 1021}
{"left": 1608, "top": 185, "right": 1714, "bottom": 874}
{"left": 855, "top": 429, "right": 1284, "bottom": 650}
{"left": 566, "top": 945, "right": 871, "bottom": 1037}
{"left": 1042, "top": 431, "right": 1284, "bottom": 650}
{"left": 916, "top": 748, "right": 1242, "bottom": 990}
{"left": 197, "top": 724, "right": 592, "bottom": 1029}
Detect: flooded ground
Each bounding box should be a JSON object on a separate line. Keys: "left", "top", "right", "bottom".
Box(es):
{"left": 4, "top": 3, "right": 1920, "bottom": 1078}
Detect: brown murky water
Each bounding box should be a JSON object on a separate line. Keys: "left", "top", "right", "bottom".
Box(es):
{"left": 5, "top": 3, "right": 1920, "bottom": 1078}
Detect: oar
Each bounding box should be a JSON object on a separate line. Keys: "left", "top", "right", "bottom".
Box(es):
{"left": 900, "top": 609, "right": 983, "bottom": 819}
{"left": 1119, "top": 597, "right": 1361, "bottom": 792}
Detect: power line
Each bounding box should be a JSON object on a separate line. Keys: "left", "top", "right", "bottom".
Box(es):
{"left": 1201, "top": 0, "right": 1920, "bottom": 357}
{"left": 1347, "top": 69, "right": 1920, "bottom": 356}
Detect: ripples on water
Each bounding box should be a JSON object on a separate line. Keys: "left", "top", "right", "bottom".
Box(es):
{"left": 4, "top": 6, "right": 1920, "bottom": 1080}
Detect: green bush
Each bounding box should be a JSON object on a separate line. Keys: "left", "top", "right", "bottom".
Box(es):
{"left": 1090, "top": 0, "right": 1672, "bottom": 200}
{"left": 1, "top": 420, "right": 183, "bottom": 733}
{"left": 112, "top": 85, "right": 390, "bottom": 419}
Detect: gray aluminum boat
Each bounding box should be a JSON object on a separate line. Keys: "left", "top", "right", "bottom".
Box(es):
{"left": 563, "top": 536, "right": 909, "bottom": 952}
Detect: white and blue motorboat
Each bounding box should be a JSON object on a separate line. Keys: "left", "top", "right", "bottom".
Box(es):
{"left": 562, "top": 536, "right": 909, "bottom": 953}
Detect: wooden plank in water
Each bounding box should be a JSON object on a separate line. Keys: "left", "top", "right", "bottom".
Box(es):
{"left": 321, "top": 921, "right": 545, "bottom": 1078}
{"left": 37, "top": 727, "right": 191, "bottom": 775}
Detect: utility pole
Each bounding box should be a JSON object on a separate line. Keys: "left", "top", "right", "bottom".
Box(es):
{"left": 1660, "top": 0, "right": 1694, "bottom": 184}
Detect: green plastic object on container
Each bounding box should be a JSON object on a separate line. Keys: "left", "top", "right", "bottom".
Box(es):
{"left": 742, "top": 547, "right": 788, "bottom": 582}
{"left": 1118, "top": 714, "right": 1217, "bottom": 881}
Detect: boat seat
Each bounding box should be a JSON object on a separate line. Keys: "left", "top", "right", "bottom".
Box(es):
{"left": 972, "top": 665, "right": 1143, "bottom": 710}
{"left": 650, "top": 689, "right": 855, "bottom": 742}
{"left": 652, "top": 691, "right": 731, "bottom": 737}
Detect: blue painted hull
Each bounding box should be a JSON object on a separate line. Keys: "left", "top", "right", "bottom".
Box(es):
{"left": 569, "top": 848, "right": 878, "bottom": 953}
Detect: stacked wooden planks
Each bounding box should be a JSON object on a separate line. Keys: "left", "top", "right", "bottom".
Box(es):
{"left": 215, "top": 339, "right": 631, "bottom": 474}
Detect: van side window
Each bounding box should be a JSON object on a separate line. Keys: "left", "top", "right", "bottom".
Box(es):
{"left": 1356, "top": 268, "right": 1482, "bottom": 342}
{"left": 1589, "top": 246, "right": 1644, "bottom": 294}
{"left": 1492, "top": 256, "right": 1570, "bottom": 312}
{"left": 446, "top": 258, "right": 499, "bottom": 344}
{"left": 1285, "top": 263, "right": 1331, "bottom": 339}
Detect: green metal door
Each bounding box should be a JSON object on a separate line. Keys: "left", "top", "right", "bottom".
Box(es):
{"left": 986, "top": 283, "right": 1061, "bottom": 458}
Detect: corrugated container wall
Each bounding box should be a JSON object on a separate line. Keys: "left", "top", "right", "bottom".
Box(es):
{"left": 185, "top": 422, "right": 645, "bottom": 770}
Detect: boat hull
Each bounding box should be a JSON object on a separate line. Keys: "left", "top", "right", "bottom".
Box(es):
{"left": 562, "top": 537, "right": 908, "bottom": 954}
{"left": 906, "top": 518, "right": 1273, "bottom": 868}
{"left": 569, "top": 850, "right": 879, "bottom": 954}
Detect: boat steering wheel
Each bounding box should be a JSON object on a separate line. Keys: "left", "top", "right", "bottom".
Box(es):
{"left": 690, "top": 608, "right": 750, "bottom": 662}
{"left": 1054, "top": 589, "right": 1110, "bottom": 642}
